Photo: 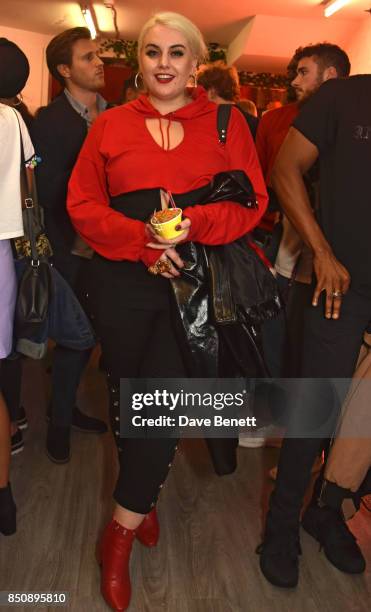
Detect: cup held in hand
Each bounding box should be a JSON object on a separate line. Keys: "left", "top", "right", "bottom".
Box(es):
{"left": 150, "top": 208, "right": 184, "bottom": 240}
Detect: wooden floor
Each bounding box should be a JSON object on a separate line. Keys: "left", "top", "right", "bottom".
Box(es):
{"left": 1, "top": 356, "right": 370, "bottom": 612}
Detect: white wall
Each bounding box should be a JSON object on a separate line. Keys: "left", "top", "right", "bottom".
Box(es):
{"left": 0, "top": 24, "right": 52, "bottom": 112}
{"left": 347, "top": 18, "right": 371, "bottom": 75}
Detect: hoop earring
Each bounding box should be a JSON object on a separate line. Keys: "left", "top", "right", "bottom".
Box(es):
{"left": 190, "top": 73, "right": 197, "bottom": 87}
{"left": 134, "top": 72, "right": 143, "bottom": 89}
{"left": 13, "top": 93, "right": 23, "bottom": 107}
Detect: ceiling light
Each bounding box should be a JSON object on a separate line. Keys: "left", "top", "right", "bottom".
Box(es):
{"left": 81, "top": 6, "right": 97, "bottom": 38}
{"left": 324, "top": 0, "right": 351, "bottom": 18}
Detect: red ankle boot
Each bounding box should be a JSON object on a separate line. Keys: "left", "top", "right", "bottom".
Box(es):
{"left": 98, "top": 520, "right": 136, "bottom": 611}
{"left": 136, "top": 508, "right": 160, "bottom": 547}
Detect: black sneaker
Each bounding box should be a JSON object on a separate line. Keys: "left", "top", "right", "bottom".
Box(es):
{"left": 71, "top": 406, "right": 107, "bottom": 434}
{"left": 257, "top": 530, "right": 302, "bottom": 588}
{"left": 11, "top": 429, "right": 24, "bottom": 455}
{"left": 17, "top": 406, "right": 28, "bottom": 430}
{"left": 46, "top": 423, "right": 70, "bottom": 464}
{"left": 302, "top": 504, "right": 366, "bottom": 574}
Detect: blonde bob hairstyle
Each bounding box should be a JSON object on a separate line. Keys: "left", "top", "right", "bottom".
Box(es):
{"left": 137, "top": 12, "right": 208, "bottom": 65}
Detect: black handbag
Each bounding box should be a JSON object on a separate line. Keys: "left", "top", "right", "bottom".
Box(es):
{"left": 14, "top": 113, "right": 52, "bottom": 338}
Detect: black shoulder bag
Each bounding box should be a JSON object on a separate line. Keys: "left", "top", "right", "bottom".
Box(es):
{"left": 14, "top": 112, "right": 52, "bottom": 339}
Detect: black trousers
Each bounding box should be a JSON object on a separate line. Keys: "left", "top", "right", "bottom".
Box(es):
{"left": 1, "top": 355, "right": 22, "bottom": 423}
{"left": 99, "top": 307, "right": 187, "bottom": 514}
{"left": 269, "top": 287, "right": 371, "bottom": 532}
{"left": 49, "top": 248, "right": 92, "bottom": 427}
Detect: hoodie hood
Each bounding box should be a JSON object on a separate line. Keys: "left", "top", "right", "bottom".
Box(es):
{"left": 130, "top": 86, "right": 215, "bottom": 121}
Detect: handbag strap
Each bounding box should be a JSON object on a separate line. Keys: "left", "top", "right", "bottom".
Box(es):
{"left": 13, "top": 109, "right": 39, "bottom": 264}
{"left": 217, "top": 104, "right": 232, "bottom": 144}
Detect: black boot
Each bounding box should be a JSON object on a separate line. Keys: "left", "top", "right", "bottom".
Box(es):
{"left": 318, "top": 479, "right": 353, "bottom": 510}
{"left": 302, "top": 504, "right": 366, "bottom": 574}
{"left": 0, "top": 483, "right": 17, "bottom": 536}
{"left": 354, "top": 468, "right": 371, "bottom": 510}
{"left": 46, "top": 423, "right": 70, "bottom": 463}
{"left": 257, "top": 510, "right": 302, "bottom": 588}
{"left": 257, "top": 438, "right": 320, "bottom": 589}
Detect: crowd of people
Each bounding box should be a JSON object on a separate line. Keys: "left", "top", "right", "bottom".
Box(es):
{"left": 0, "top": 10, "right": 370, "bottom": 612}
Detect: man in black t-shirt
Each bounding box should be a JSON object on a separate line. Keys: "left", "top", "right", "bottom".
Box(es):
{"left": 258, "top": 76, "right": 371, "bottom": 587}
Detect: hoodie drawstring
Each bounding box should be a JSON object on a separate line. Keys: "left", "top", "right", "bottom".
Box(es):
{"left": 158, "top": 117, "right": 172, "bottom": 151}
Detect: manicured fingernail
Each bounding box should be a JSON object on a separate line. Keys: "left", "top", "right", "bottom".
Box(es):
{"left": 326, "top": 312, "right": 331, "bottom": 319}
{"left": 175, "top": 225, "right": 181, "bottom": 231}
{"left": 333, "top": 313, "right": 339, "bottom": 319}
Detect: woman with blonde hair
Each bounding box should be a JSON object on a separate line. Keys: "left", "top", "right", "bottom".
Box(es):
{"left": 68, "top": 11, "right": 267, "bottom": 610}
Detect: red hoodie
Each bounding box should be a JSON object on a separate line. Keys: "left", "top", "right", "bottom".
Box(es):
{"left": 67, "top": 87, "right": 268, "bottom": 267}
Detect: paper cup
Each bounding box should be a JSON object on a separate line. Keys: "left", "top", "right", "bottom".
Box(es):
{"left": 150, "top": 208, "right": 184, "bottom": 240}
